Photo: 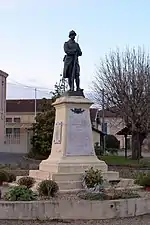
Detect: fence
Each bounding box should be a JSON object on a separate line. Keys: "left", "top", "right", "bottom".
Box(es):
{"left": 0, "top": 132, "right": 32, "bottom": 154}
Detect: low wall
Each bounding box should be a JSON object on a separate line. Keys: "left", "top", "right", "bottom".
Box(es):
{"left": 0, "top": 198, "right": 149, "bottom": 220}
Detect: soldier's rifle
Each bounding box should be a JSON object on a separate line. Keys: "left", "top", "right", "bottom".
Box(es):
{"left": 71, "top": 36, "right": 79, "bottom": 91}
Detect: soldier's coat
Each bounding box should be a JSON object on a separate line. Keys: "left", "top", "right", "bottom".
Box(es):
{"left": 63, "top": 39, "right": 82, "bottom": 79}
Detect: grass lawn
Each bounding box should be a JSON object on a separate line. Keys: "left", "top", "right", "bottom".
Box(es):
{"left": 99, "top": 155, "right": 150, "bottom": 167}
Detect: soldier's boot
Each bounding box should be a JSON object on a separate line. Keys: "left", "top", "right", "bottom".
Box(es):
{"left": 75, "top": 77, "right": 81, "bottom": 91}
{"left": 68, "top": 78, "right": 74, "bottom": 91}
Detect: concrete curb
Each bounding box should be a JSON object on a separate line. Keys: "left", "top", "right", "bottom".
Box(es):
{"left": 0, "top": 197, "right": 150, "bottom": 220}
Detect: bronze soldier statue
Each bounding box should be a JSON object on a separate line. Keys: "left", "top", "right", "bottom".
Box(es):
{"left": 63, "top": 30, "right": 82, "bottom": 91}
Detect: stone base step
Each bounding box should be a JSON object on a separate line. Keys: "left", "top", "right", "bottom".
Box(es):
{"left": 10, "top": 177, "right": 143, "bottom": 193}
{"left": 39, "top": 158, "right": 108, "bottom": 174}
{"left": 29, "top": 170, "right": 119, "bottom": 182}
{"left": 33, "top": 180, "right": 82, "bottom": 191}
{"left": 16, "top": 178, "right": 82, "bottom": 191}
{"left": 16, "top": 174, "right": 141, "bottom": 192}
{"left": 117, "top": 178, "right": 134, "bottom": 187}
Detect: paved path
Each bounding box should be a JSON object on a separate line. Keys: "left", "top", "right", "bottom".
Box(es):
{"left": 0, "top": 153, "right": 25, "bottom": 164}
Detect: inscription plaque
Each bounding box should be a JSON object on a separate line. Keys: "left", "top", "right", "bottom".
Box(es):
{"left": 66, "top": 108, "right": 94, "bottom": 156}
{"left": 54, "top": 122, "right": 62, "bottom": 144}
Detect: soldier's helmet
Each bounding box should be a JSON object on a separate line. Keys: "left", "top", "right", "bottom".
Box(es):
{"left": 69, "top": 30, "right": 76, "bottom": 38}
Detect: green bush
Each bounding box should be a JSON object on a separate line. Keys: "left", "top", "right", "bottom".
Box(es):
{"left": 7, "top": 172, "right": 16, "bottom": 183}
{"left": 17, "top": 177, "right": 35, "bottom": 189}
{"left": 78, "top": 190, "right": 140, "bottom": 201}
{"left": 135, "top": 172, "right": 150, "bottom": 187}
{"left": 94, "top": 142, "right": 104, "bottom": 156}
{"left": 0, "top": 170, "right": 9, "bottom": 184}
{"left": 106, "top": 148, "right": 118, "bottom": 155}
{"left": 84, "top": 167, "right": 103, "bottom": 188}
{"left": 112, "top": 190, "right": 140, "bottom": 199}
{"left": 4, "top": 186, "right": 37, "bottom": 201}
{"left": 105, "top": 135, "right": 120, "bottom": 149}
{"left": 78, "top": 190, "right": 140, "bottom": 200}
{"left": 37, "top": 180, "right": 59, "bottom": 197}
{"left": 79, "top": 192, "right": 105, "bottom": 200}
{"left": 27, "top": 151, "right": 48, "bottom": 160}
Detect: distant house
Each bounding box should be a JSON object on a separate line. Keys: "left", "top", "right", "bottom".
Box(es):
{"left": 5, "top": 99, "right": 128, "bottom": 152}
{"left": 90, "top": 108, "right": 126, "bottom": 148}
{"left": 5, "top": 99, "right": 103, "bottom": 153}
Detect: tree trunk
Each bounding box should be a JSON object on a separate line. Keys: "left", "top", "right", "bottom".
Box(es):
{"left": 139, "top": 133, "right": 146, "bottom": 157}
{"left": 124, "top": 134, "right": 128, "bottom": 159}
{"left": 132, "top": 132, "right": 141, "bottom": 160}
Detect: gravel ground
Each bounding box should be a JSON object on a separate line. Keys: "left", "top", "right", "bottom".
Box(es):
{"left": 0, "top": 215, "right": 150, "bottom": 225}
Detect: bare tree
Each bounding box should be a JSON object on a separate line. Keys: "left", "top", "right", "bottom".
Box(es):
{"left": 93, "top": 47, "right": 150, "bottom": 159}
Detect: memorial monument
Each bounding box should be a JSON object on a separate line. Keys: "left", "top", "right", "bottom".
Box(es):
{"left": 29, "top": 31, "right": 119, "bottom": 191}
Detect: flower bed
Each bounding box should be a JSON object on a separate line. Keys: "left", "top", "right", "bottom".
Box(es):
{"left": 0, "top": 167, "right": 148, "bottom": 220}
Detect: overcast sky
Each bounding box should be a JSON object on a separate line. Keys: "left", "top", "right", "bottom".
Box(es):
{"left": 1, "top": 0, "right": 150, "bottom": 99}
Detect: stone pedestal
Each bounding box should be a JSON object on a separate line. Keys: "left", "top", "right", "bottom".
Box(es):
{"left": 30, "top": 94, "right": 119, "bottom": 191}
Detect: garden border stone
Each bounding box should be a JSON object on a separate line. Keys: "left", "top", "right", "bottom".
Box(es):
{"left": 0, "top": 197, "right": 150, "bottom": 220}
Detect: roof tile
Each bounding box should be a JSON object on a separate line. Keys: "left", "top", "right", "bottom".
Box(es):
{"left": 6, "top": 99, "right": 118, "bottom": 120}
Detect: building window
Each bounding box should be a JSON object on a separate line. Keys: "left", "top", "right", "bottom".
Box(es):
{"left": 6, "top": 117, "right": 12, "bottom": 123}
{"left": 13, "top": 128, "right": 20, "bottom": 136}
{"left": 14, "top": 117, "right": 21, "bottom": 123}
{"left": 6, "top": 128, "right": 12, "bottom": 135}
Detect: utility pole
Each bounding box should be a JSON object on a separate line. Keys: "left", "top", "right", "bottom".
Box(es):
{"left": 102, "top": 88, "right": 105, "bottom": 154}
{"left": 34, "top": 88, "right": 37, "bottom": 120}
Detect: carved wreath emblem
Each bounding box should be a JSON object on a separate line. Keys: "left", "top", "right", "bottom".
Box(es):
{"left": 70, "top": 108, "right": 85, "bottom": 114}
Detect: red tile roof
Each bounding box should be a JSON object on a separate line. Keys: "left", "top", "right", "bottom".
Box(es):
{"left": 6, "top": 99, "right": 119, "bottom": 120}
{"left": 90, "top": 107, "right": 119, "bottom": 121}
{"left": 6, "top": 99, "right": 52, "bottom": 113}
